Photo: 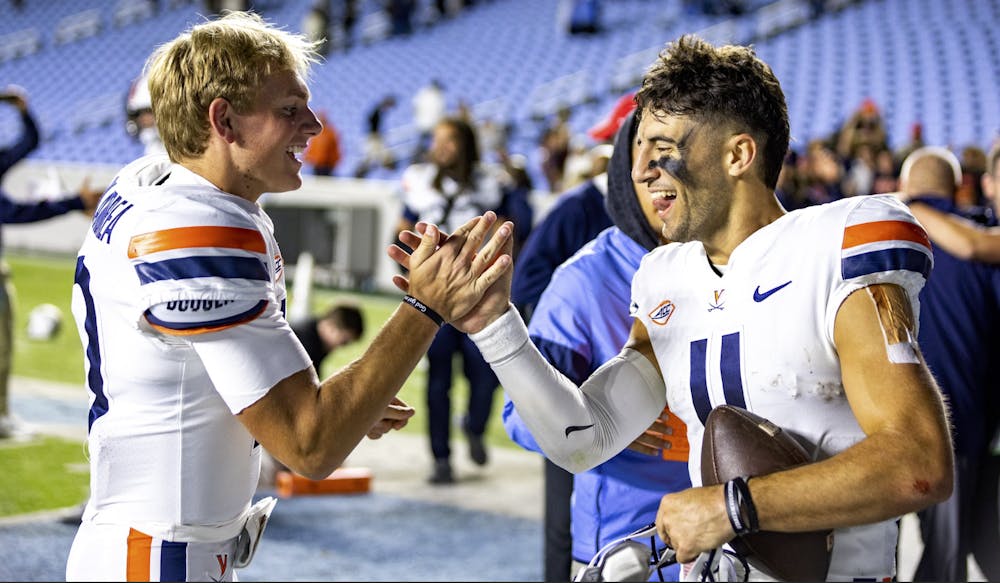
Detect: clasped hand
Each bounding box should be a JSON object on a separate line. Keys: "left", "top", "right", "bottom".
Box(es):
{"left": 387, "top": 211, "right": 515, "bottom": 333}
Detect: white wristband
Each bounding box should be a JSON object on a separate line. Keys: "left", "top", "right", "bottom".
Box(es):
{"left": 468, "top": 304, "right": 530, "bottom": 364}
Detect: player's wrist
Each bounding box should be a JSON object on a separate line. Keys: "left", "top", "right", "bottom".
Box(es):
{"left": 401, "top": 294, "right": 444, "bottom": 327}
{"left": 468, "top": 303, "right": 526, "bottom": 363}
{"left": 724, "top": 476, "right": 760, "bottom": 536}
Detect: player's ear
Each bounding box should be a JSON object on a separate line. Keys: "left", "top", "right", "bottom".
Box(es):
{"left": 208, "top": 97, "right": 237, "bottom": 143}
{"left": 725, "top": 133, "right": 756, "bottom": 179}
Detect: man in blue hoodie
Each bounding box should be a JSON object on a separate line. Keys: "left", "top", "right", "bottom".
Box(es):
{"left": 503, "top": 111, "right": 690, "bottom": 580}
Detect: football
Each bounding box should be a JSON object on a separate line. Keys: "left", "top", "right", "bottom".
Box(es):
{"left": 701, "top": 405, "right": 834, "bottom": 581}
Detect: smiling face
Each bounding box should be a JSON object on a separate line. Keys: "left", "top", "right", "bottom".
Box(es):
{"left": 631, "top": 108, "right": 732, "bottom": 244}
{"left": 228, "top": 69, "right": 321, "bottom": 199}
{"left": 630, "top": 126, "right": 666, "bottom": 243}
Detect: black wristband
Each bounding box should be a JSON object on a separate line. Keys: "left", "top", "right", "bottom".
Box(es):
{"left": 402, "top": 294, "right": 444, "bottom": 327}
{"left": 724, "top": 476, "right": 760, "bottom": 535}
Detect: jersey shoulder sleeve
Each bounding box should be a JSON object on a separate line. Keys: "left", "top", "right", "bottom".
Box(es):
{"left": 824, "top": 195, "right": 933, "bottom": 337}
{"left": 838, "top": 194, "right": 933, "bottom": 288}
{"left": 630, "top": 242, "right": 684, "bottom": 320}
{"left": 127, "top": 192, "right": 275, "bottom": 312}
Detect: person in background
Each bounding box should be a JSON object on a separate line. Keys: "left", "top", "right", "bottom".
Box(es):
{"left": 774, "top": 148, "right": 807, "bottom": 210}
{"left": 896, "top": 143, "right": 1000, "bottom": 580}
{"left": 903, "top": 144, "right": 1000, "bottom": 262}
{"left": 871, "top": 147, "right": 899, "bottom": 194}
{"left": 386, "top": 0, "right": 416, "bottom": 37}
{"left": 354, "top": 95, "right": 397, "bottom": 178}
{"left": 508, "top": 145, "right": 613, "bottom": 583}
{"left": 412, "top": 79, "right": 446, "bottom": 157}
{"left": 303, "top": 110, "right": 342, "bottom": 176}
{"left": 895, "top": 146, "right": 1000, "bottom": 582}
{"left": 799, "top": 138, "right": 844, "bottom": 205}
{"left": 496, "top": 153, "right": 534, "bottom": 259}
{"left": 291, "top": 302, "right": 364, "bottom": 373}
{"left": 835, "top": 97, "right": 888, "bottom": 162}
{"left": 511, "top": 144, "right": 613, "bottom": 324}
{"left": 895, "top": 121, "right": 925, "bottom": 166}
{"left": 262, "top": 302, "right": 366, "bottom": 485}
{"left": 0, "top": 85, "right": 101, "bottom": 439}
{"left": 505, "top": 109, "right": 690, "bottom": 581}
{"left": 125, "top": 72, "right": 167, "bottom": 157}
{"left": 397, "top": 116, "right": 508, "bottom": 484}
{"left": 538, "top": 106, "right": 571, "bottom": 193}
{"left": 510, "top": 95, "right": 635, "bottom": 322}
{"left": 339, "top": 0, "right": 358, "bottom": 50}
{"left": 956, "top": 145, "right": 987, "bottom": 209}
{"left": 504, "top": 96, "right": 629, "bottom": 581}
{"left": 302, "top": 0, "right": 331, "bottom": 57}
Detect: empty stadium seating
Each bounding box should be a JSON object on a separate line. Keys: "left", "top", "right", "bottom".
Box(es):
{"left": 0, "top": 0, "right": 996, "bottom": 187}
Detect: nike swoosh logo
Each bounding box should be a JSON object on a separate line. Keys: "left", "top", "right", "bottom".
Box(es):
{"left": 753, "top": 280, "right": 792, "bottom": 302}
{"left": 565, "top": 424, "right": 595, "bottom": 437}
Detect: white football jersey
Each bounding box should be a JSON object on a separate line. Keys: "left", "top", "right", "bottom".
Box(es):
{"left": 71, "top": 156, "right": 311, "bottom": 541}
{"left": 630, "top": 195, "right": 932, "bottom": 580}
{"left": 399, "top": 163, "right": 504, "bottom": 233}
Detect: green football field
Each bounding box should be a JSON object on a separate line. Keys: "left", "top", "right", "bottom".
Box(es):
{"left": 1, "top": 251, "right": 515, "bottom": 517}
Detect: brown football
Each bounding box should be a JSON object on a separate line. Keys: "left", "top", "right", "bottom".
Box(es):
{"left": 701, "top": 404, "right": 834, "bottom": 581}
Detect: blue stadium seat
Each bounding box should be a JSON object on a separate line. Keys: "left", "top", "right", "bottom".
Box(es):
{"left": 0, "top": 0, "right": 996, "bottom": 180}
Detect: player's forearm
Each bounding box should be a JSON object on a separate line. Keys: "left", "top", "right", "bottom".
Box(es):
{"left": 299, "top": 305, "right": 438, "bottom": 477}
{"left": 750, "top": 426, "right": 953, "bottom": 533}
{"left": 908, "top": 202, "right": 977, "bottom": 260}
{"left": 471, "top": 306, "right": 665, "bottom": 473}
{"left": 966, "top": 224, "right": 1000, "bottom": 263}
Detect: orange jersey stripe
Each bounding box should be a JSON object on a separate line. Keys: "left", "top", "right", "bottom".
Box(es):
{"left": 128, "top": 227, "right": 266, "bottom": 259}
{"left": 126, "top": 528, "right": 152, "bottom": 582}
{"left": 842, "top": 220, "right": 931, "bottom": 251}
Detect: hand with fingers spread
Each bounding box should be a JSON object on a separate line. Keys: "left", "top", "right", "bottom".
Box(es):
{"left": 387, "top": 211, "right": 514, "bottom": 326}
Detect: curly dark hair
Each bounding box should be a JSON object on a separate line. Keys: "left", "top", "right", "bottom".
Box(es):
{"left": 635, "top": 35, "right": 789, "bottom": 190}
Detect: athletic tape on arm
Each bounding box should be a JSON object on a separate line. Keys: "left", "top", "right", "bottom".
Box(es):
{"left": 470, "top": 306, "right": 666, "bottom": 473}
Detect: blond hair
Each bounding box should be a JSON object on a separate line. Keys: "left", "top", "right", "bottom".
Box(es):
{"left": 146, "top": 11, "right": 320, "bottom": 161}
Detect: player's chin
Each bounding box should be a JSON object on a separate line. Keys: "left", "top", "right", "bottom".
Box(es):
{"left": 270, "top": 173, "right": 303, "bottom": 194}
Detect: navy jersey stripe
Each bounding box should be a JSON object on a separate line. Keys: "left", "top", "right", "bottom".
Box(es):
{"left": 135, "top": 255, "right": 268, "bottom": 284}
{"left": 159, "top": 540, "right": 187, "bottom": 581}
{"left": 842, "top": 247, "right": 933, "bottom": 280}
{"left": 74, "top": 257, "right": 108, "bottom": 432}
{"left": 690, "top": 338, "right": 712, "bottom": 424}
{"left": 720, "top": 332, "right": 747, "bottom": 409}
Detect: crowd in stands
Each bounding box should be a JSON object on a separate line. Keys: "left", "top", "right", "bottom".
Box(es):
{"left": 326, "top": 86, "right": 999, "bottom": 235}
{"left": 771, "top": 98, "right": 998, "bottom": 225}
